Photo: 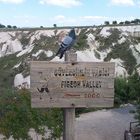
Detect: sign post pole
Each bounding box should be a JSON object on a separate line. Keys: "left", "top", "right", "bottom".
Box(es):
{"left": 30, "top": 50, "right": 115, "bottom": 140}
{"left": 63, "top": 50, "right": 77, "bottom": 140}
{"left": 63, "top": 108, "right": 75, "bottom": 140}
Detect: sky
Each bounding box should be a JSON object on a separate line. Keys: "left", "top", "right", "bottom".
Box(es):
{"left": 0, "top": 0, "right": 140, "bottom": 27}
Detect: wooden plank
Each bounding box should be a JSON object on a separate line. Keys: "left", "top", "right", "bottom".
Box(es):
{"left": 63, "top": 51, "right": 76, "bottom": 140}
{"left": 31, "top": 97, "right": 114, "bottom": 108}
{"left": 30, "top": 61, "right": 115, "bottom": 108}
{"left": 63, "top": 108, "right": 75, "bottom": 140}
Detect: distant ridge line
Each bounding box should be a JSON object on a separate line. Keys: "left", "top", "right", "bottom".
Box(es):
{"left": 0, "top": 24, "right": 140, "bottom": 32}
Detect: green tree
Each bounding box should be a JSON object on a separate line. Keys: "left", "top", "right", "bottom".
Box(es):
{"left": 127, "top": 71, "right": 140, "bottom": 101}
{"left": 134, "top": 19, "right": 140, "bottom": 24}
{"left": 0, "top": 24, "right": 5, "bottom": 28}
{"left": 125, "top": 21, "right": 131, "bottom": 24}
{"left": 112, "top": 21, "right": 117, "bottom": 25}
{"left": 0, "top": 89, "right": 63, "bottom": 139}
{"left": 131, "top": 20, "right": 135, "bottom": 24}
{"left": 104, "top": 21, "right": 109, "bottom": 25}
{"left": 53, "top": 24, "right": 57, "bottom": 28}
{"left": 13, "top": 26, "right": 17, "bottom": 29}
{"left": 131, "top": 71, "right": 140, "bottom": 123}
{"left": 119, "top": 22, "right": 124, "bottom": 25}
{"left": 7, "top": 25, "right": 12, "bottom": 28}
{"left": 135, "top": 103, "right": 140, "bottom": 121}
{"left": 114, "top": 71, "right": 140, "bottom": 104}
{"left": 115, "top": 77, "right": 129, "bottom": 104}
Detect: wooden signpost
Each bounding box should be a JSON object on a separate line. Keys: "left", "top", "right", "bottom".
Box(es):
{"left": 30, "top": 62, "right": 115, "bottom": 108}
{"left": 30, "top": 51, "right": 115, "bottom": 140}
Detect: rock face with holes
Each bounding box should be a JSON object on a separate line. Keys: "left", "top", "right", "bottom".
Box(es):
{"left": 0, "top": 25, "right": 140, "bottom": 90}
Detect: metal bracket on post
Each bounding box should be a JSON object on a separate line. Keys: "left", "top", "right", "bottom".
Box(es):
{"left": 63, "top": 50, "right": 77, "bottom": 140}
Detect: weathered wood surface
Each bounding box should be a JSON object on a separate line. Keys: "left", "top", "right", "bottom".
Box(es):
{"left": 63, "top": 51, "right": 76, "bottom": 140}
{"left": 63, "top": 108, "right": 75, "bottom": 140}
{"left": 30, "top": 61, "right": 115, "bottom": 108}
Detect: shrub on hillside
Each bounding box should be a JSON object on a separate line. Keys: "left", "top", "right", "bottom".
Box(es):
{"left": 0, "top": 89, "right": 63, "bottom": 139}
{"left": 74, "top": 29, "right": 89, "bottom": 50}
{"left": 115, "top": 71, "right": 140, "bottom": 104}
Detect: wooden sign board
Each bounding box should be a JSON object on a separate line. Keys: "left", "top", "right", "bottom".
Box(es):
{"left": 30, "top": 61, "right": 115, "bottom": 108}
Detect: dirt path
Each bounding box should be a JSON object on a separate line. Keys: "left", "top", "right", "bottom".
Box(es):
{"left": 75, "top": 104, "right": 135, "bottom": 140}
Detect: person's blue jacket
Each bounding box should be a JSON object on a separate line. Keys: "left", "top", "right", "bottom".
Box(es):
{"left": 56, "top": 28, "right": 76, "bottom": 59}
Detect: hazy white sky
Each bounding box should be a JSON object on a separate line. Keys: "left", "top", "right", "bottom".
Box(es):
{"left": 0, "top": 0, "right": 139, "bottom": 27}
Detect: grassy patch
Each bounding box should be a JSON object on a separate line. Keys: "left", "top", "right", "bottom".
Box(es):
{"left": 31, "top": 35, "right": 58, "bottom": 55}
{"left": 19, "top": 33, "right": 30, "bottom": 48}
{"left": 74, "top": 28, "right": 89, "bottom": 50}
{"left": 0, "top": 54, "right": 20, "bottom": 90}
{"left": 96, "top": 28, "right": 121, "bottom": 51}
{"left": 104, "top": 42, "right": 136, "bottom": 74}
